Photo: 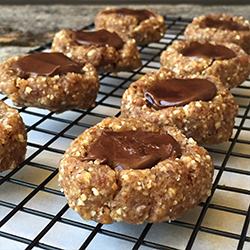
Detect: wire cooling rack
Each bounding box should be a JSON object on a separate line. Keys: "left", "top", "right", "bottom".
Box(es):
{"left": 0, "top": 16, "right": 250, "bottom": 250}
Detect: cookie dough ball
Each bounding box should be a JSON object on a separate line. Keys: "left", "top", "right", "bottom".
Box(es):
{"left": 95, "top": 7, "right": 166, "bottom": 45}
{"left": 121, "top": 68, "right": 238, "bottom": 145}
{"left": 184, "top": 14, "right": 250, "bottom": 54}
{"left": 0, "top": 52, "right": 100, "bottom": 113}
{"left": 160, "top": 39, "right": 250, "bottom": 89}
{"left": 59, "top": 117, "right": 214, "bottom": 224}
{"left": 51, "top": 29, "right": 142, "bottom": 74}
{"left": 0, "top": 100, "right": 27, "bottom": 172}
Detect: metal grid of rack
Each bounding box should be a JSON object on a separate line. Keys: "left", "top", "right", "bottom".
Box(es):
{"left": 0, "top": 17, "right": 250, "bottom": 250}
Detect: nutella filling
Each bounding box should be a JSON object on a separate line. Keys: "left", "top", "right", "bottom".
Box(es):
{"left": 144, "top": 78, "right": 217, "bottom": 109}
{"left": 72, "top": 29, "right": 124, "bottom": 50}
{"left": 84, "top": 130, "right": 181, "bottom": 170}
{"left": 102, "top": 8, "right": 154, "bottom": 23}
{"left": 181, "top": 41, "right": 236, "bottom": 60}
{"left": 12, "top": 52, "right": 82, "bottom": 79}
{"left": 200, "top": 17, "right": 250, "bottom": 31}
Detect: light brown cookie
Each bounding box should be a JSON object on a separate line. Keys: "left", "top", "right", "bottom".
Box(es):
{"left": 184, "top": 14, "right": 250, "bottom": 54}
{"left": 160, "top": 39, "right": 250, "bottom": 89}
{"left": 0, "top": 100, "right": 27, "bottom": 172}
{"left": 121, "top": 67, "right": 238, "bottom": 145}
{"left": 0, "top": 52, "right": 100, "bottom": 113}
{"left": 51, "top": 29, "right": 142, "bottom": 74}
{"left": 95, "top": 7, "right": 166, "bottom": 45}
{"left": 59, "top": 117, "right": 214, "bottom": 224}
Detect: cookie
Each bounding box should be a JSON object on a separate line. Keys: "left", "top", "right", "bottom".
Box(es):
{"left": 0, "top": 52, "right": 100, "bottom": 113}
{"left": 51, "top": 29, "right": 142, "bottom": 74}
{"left": 121, "top": 67, "right": 238, "bottom": 145}
{"left": 0, "top": 100, "right": 27, "bottom": 172}
{"left": 95, "top": 7, "right": 166, "bottom": 45}
{"left": 160, "top": 39, "right": 250, "bottom": 89}
{"left": 59, "top": 117, "right": 214, "bottom": 224}
{"left": 184, "top": 13, "right": 250, "bottom": 54}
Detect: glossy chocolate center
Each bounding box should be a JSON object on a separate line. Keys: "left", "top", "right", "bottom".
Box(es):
{"left": 12, "top": 52, "right": 82, "bottom": 79}
{"left": 84, "top": 130, "right": 181, "bottom": 170}
{"left": 181, "top": 41, "right": 236, "bottom": 60}
{"left": 200, "top": 17, "right": 250, "bottom": 31}
{"left": 144, "top": 78, "right": 217, "bottom": 109}
{"left": 72, "top": 29, "right": 124, "bottom": 50}
{"left": 102, "top": 8, "right": 154, "bottom": 23}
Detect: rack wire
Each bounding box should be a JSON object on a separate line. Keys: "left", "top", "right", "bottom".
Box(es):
{"left": 0, "top": 16, "right": 250, "bottom": 250}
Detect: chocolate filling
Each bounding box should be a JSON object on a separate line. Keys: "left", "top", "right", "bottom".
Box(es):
{"left": 144, "top": 78, "right": 217, "bottom": 109}
{"left": 84, "top": 130, "right": 181, "bottom": 170}
{"left": 181, "top": 41, "right": 236, "bottom": 60}
{"left": 200, "top": 17, "right": 249, "bottom": 31}
{"left": 102, "top": 8, "right": 154, "bottom": 23}
{"left": 11, "top": 52, "right": 82, "bottom": 79}
{"left": 72, "top": 29, "right": 124, "bottom": 50}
